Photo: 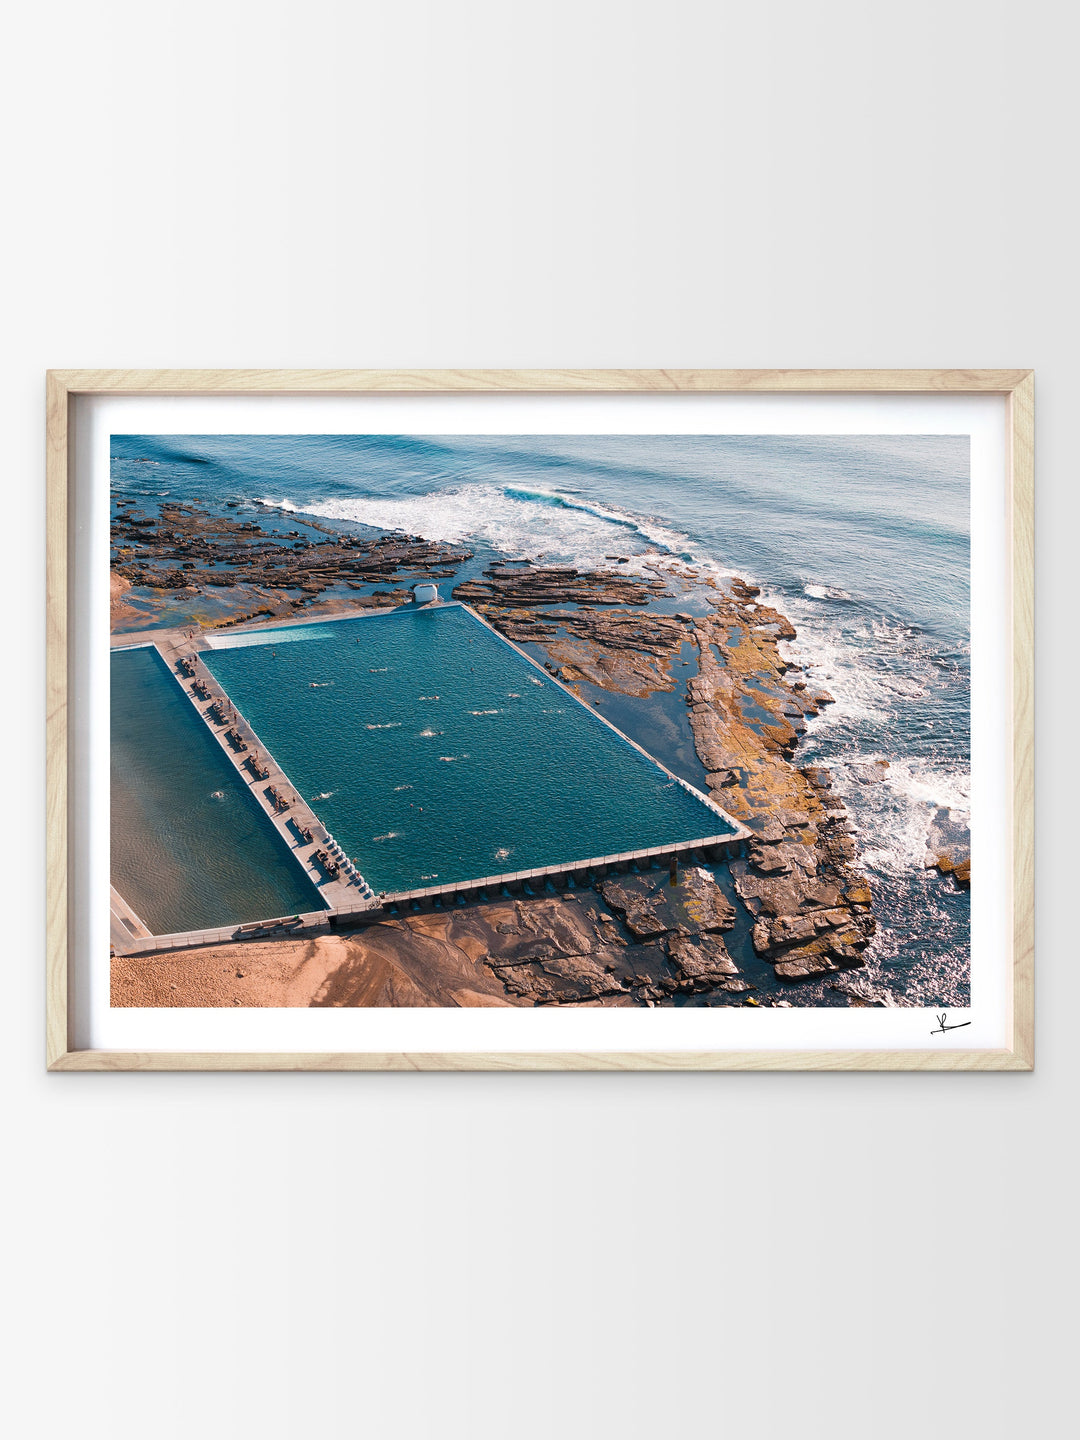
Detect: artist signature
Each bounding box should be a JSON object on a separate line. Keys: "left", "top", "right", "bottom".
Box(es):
{"left": 931, "top": 1012, "right": 972, "bottom": 1036}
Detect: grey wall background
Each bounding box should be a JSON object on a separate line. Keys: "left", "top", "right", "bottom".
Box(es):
{"left": 4, "top": 3, "right": 1072, "bottom": 1436}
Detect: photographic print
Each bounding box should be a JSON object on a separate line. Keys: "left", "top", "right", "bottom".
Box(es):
{"left": 107, "top": 430, "right": 971, "bottom": 1014}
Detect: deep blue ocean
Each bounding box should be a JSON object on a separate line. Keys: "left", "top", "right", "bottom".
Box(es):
{"left": 112, "top": 432, "right": 970, "bottom": 1003}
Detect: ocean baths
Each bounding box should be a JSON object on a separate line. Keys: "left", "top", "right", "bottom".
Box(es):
{"left": 111, "top": 602, "right": 749, "bottom": 951}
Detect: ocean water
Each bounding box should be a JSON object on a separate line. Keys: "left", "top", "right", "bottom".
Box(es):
{"left": 112, "top": 433, "right": 970, "bottom": 1003}
{"left": 111, "top": 646, "right": 326, "bottom": 933}
{"left": 201, "top": 606, "right": 733, "bottom": 895}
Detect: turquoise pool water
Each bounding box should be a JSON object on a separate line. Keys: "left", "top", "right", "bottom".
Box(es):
{"left": 202, "top": 605, "right": 732, "bottom": 894}
{"left": 111, "top": 646, "right": 326, "bottom": 933}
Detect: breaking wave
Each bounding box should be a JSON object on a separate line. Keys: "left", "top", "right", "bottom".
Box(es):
{"left": 825, "top": 755, "right": 970, "bottom": 879}
{"left": 773, "top": 590, "right": 970, "bottom": 888}
{"left": 803, "top": 582, "right": 852, "bottom": 601}
{"left": 257, "top": 482, "right": 697, "bottom": 572}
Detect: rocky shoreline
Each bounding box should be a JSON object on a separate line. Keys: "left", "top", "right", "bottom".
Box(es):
{"left": 687, "top": 591, "right": 876, "bottom": 979}
{"left": 112, "top": 499, "right": 885, "bottom": 1007}
{"left": 111, "top": 499, "right": 471, "bottom": 629}
{"left": 449, "top": 560, "right": 878, "bottom": 985}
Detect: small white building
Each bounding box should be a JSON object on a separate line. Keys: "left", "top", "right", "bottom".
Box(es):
{"left": 413, "top": 583, "right": 438, "bottom": 605}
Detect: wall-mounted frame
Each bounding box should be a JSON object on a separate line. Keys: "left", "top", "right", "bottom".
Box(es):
{"left": 46, "top": 369, "right": 1033, "bottom": 1070}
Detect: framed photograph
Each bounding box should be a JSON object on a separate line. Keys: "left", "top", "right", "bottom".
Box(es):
{"left": 46, "top": 370, "right": 1033, "bottom": 1070}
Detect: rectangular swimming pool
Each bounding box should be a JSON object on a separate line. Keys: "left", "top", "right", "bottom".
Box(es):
{"left": 201, "top": 604, "right": 736, "bottom": 896}
{"left": 111, "top": 646, "right": 327, "bottom": 933}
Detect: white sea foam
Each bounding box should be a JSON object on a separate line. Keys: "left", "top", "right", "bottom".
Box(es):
{"left": 764, "top": 575, "right": 971, "bottom": 888}
{"left": 365, "top": 721, "right": 402, "bottom": 730}
{"left": 826, "top": 754, "right": 971, "bottom": 878}
{"left": 778, "top": 593, "right": 967, "bottom": 742}
{"left": 883, "top": 757, "right": 970, "bottom": 820}
{"left": 804, "top": 582, "right": 852, "bottom": 601}
{"left": 256, "top": 483, "right": 697, "bottom": 573}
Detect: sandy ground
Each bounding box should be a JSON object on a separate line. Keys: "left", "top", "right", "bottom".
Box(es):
{"left": 111, "top": 925, "right": 517, "bottom": 1008}
{"left": 109, "top": 570, "right": 143, "bottom": 628}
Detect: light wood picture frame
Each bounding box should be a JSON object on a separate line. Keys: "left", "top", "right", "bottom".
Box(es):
{"left": 46, "top": 369, "right": 1034, "bottom": 1071}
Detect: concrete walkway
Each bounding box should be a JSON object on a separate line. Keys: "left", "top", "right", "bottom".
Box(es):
{"left": 167, "top": 642, "right": 376, "bottom": 910}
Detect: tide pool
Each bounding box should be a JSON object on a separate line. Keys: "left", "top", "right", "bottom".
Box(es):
{"left": 201, "top": 605, "right": 733, "bottom": 895}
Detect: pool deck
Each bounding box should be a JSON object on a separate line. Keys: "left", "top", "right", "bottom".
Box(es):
{"left": 110, "top": 602, "right": 752, "bottom": 957}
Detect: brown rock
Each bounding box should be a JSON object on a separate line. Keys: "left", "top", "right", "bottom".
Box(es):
{"left": 666, "top": 932, "right": 738, "bottom": 984}
{"left": 601, "top": 868, "right": 736, "bottom": 937}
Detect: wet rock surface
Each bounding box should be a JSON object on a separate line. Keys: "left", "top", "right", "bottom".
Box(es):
{"left": 427, "top": 867, "right": 747, "bottom": 1006}
{"left": 111, "top": 499, "right": 472, "bottom": 628}
{"left": 600, "top": 867, "right": 737, "bottom": 938}
{"left": 923, "top": 806, "right": 971, "bottom": 888}
{"left": 680, "top": 586, "right": 876, "bottom": 981}
{"left": 453, "top": 563, "right": 685, "bottom": 696}
{"left": 453, "top": 564, "right": 667, "bottom": 609}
